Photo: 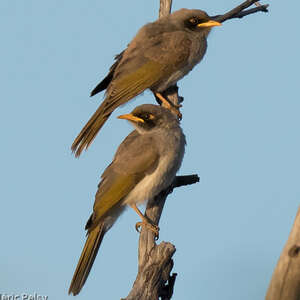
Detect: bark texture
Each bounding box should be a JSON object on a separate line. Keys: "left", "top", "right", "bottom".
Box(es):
{"left": 266, "top": 207, "right": 300, "bottom": 300}
{"left": 124, "top": 175, "right": 199, "bottom": 300}
{"left": 124, "top": 1, "right": 269, "bottom": 299}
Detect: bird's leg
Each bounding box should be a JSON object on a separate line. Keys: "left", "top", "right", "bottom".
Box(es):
{"left": 155, "top": 92, "right": 182, "bottom": 109}
{"left": 155, "top": 92, "right": 182, "bottom": 120}
{"left": 130, "top": 204, "right": 159, "bottom": 239}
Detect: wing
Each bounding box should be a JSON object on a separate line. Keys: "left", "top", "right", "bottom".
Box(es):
{"left": 99, "top": 59, "right": 166, "bottom": 115}
{"left": 71, "top": 29, "right": 192, "bottom": 157}
{"left": 86, "top": 132, "right": 159, "bottom": 232}
{"left": 99, "top": 28, "right": 192, "bottom": 114}
{"left": 90, "top": 51, "right": 125, "bottom": 97}
{"left": 142, "top": 30, "right": 192, "bottom": 72}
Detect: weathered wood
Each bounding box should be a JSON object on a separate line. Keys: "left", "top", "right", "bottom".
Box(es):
{"left": 124, "top": 0, "right": 269, "bottom": 299}
{"left": 124, "top": 174, "right": 199, "bottom": 300}
{"left": 213, "top": 0, "right": 268, "bottom": 23}
{"left": 125, "top": 2, "right": 179, "bottom": 299}
{"left": 266, "top": 207, "right": 300, "bottom": 300}
{"left": 125, "top": 242, "right": 176, "bottom": 300}
{"left": 159, "top": 0, "right": 172, "bottom": 18}
{"left": 124, "top": 3, "right": 197, "bottom": 299}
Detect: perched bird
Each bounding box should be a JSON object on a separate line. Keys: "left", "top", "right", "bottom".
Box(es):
{"left": 71, "top": 8, "right": 221, "bottom": 157}
{"left": 69, "top": 104, "right": 186, "bottom": 295}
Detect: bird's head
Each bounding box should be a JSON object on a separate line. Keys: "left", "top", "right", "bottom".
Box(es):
{"left": 169, "top": 8, "right": 221, "bottom": 34}
{"left": 118, "top": 104, "right": 179, "bottom": 133}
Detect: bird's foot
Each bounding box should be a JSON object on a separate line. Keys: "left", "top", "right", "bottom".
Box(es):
{"left": 135, "top": 220, "right": 160, "bottom": 240}
{"left": 155, "top": 92, "right": 182, "bottom": 120}
{"left": 173, "top": 107, "right": 182, "bottom": 121}
{"left": 173, "top": 103, "right": 182, "bottom": 109}
{"left": 130, "top": 203, "right": 160, "bottom": 239}
{"left": 165, "top": 104, "right": 182, "bottom": 121}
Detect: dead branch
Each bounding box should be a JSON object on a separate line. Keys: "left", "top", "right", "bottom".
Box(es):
{"left": 159, "top": 0, "right": 172, "bottom": 18}
{"left": 124, "top": 175, "right": 199, "bottom": 300}
{"left": 266, "top": 207, "right": 300, "bottom": 300}
{"left": 213, "top": 0, "right": 269, "bottom": 23}
{"left": 124, "top": 0, "right": 268, "bottom": 299}
{"left": 163, "top": 0, "right": 269, "bottom": 108}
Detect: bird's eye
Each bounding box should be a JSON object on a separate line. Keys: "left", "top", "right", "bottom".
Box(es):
{"left": 143, "top": 113, "right": 150, "bottom": 120}
{"left": 142, "top": 113, "right": 154, "bottom": 121}
{"left": 189, "top": 17, "right": 198, "bottom": 25}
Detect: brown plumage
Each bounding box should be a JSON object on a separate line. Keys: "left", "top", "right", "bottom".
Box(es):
{"left": 68, "top": 224, "right": 105, "bottom": 295}
{"left": 69, "top": 105, "right": 186, "bottom": 295}
{"left": 71, "top": 9, "right": 221, "bottom": 157}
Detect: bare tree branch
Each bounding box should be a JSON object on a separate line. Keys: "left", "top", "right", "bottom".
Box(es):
{"left": 230, "top": 5, "right": 269, "bottom": 20}
{"left": 125, "top": 0, "right": 269, "bottom": 299}
{"left": 164, "top": 0, "right": 269, "bottom": 109}
{"left": 159, "top": 0, "right": 172, "bottom": 18}
{"left": 213, "top": 0, "right": 269, "bottom": 23}
{"left": 266, "top": 207, "right": 300, "bottom": 300}
{"left": 124, "top": 175, "right": 198, "bottom": 300}
{"left": 172, "top": 174, "right": 200, "bottom": 189}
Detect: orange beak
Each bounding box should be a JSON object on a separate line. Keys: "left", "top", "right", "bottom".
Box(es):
{"left": 118, "top": 113, "right": 144, "bottom": 123}
{"left": 197, "top": 20, "right": 222, "bottom": 28}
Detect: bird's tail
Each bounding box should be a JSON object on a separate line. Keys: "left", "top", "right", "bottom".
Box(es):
{"left": 69, "top": 224, "right": 105, "bottom": 296}
{"left": 71, "top": 100, "right": 113, "bottom": 157}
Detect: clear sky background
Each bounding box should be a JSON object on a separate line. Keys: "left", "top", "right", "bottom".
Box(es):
{"left": 1, "top": 0, "right": 299, "bottom": 299}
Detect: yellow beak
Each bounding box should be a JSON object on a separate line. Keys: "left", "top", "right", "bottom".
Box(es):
{"left": 118, "top": 113, "right": 144, "bottom": 123}
{"left": 197, "top": 20, "right": 222, "bottom": 28}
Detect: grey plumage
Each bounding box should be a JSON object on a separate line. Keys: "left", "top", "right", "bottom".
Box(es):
{"left": 72, "top": 9, "right": 220, "bottom": 156}
{"left": 69, "top": 104, "right": 186, "bottom": 295}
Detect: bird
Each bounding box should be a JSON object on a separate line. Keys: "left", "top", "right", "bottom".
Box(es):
{"left": 71, "top": 8, "right": 221, "bottom": 157}
{"left": 69, "top": 104, "right": 186, "bottom": 295}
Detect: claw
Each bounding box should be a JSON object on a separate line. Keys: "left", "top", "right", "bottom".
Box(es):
{"left": 177, "top": 110, "right": 182, "bottom": 121}
{"left": 135, "top": 222, "right": 142, "bottom": 233}
{"left": 174, "top": 103, "right": 182, "bottom": 109}
{"left": 130, "top": 204, "right": 160, "bottom": 240}
{"left": 155, "top": 92, "right": 182, "bottom": 121}
{"left": 168, "top": 105, "right": 182, "bottom": 121}
{"left": 135, "top": 221, "right": 160, "bottom": 240}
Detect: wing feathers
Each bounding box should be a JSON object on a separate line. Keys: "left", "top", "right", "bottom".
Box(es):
{"left": 69, "top": 224, "right": 105, "bottom": 295}
{"left": 89, "top": 133, "right": 159, "bottom": 231}
{"left": 71, "top": 60, "right": 164, "bottom": 157}
{"left": 70, "top": 133, "right": 159, "bottom": 295}
{"left": 90, "top": 51, "right": 125, "bottom": 97}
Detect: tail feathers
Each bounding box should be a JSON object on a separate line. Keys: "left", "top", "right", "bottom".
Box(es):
{"left": 90, "top": 73, "right": 113, "bottom": 97}
{"left": 69, "top": 224, "right": 105, "bottom": 296}
{"left": 90, "top": 50, "right": 124, "bottom": 97}
{"left": 71, "top": 100, "right": 112, "bottom": 157}
{"left": 72, "top": 72, "right": 148, "bottom": 157}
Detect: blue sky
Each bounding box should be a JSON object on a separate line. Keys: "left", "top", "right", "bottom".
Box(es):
{"left": 1, "top": 0, "right": 299, "bottom": 299}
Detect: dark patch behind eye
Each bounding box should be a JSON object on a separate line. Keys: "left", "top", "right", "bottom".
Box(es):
{"left": 137, "top": 113, "right": 155, "bottom": 121}
{"left": 185, "top": 16, "right": 207, "bottom": 29}
{"left": 189, "top": 17, "right": 198, "bottom": 24}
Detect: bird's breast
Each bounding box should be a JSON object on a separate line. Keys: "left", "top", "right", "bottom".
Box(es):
{"left": 155, "top": 35, "right": 208, "bottom": 92}
{"left": 123, "top": 129, "right": 185, "bottom": 206}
